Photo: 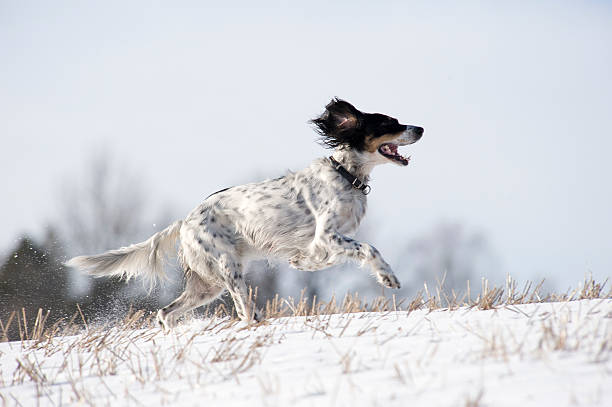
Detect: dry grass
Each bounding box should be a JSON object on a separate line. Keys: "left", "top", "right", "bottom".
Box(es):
{"left": 454, "top": 279, "right": 612, "bottom": 365}
{"left": 1, "top": 275, "right": 609, "bottom": 345}
{"left": 0, "top": 275, "right": 609, "bottom": 406}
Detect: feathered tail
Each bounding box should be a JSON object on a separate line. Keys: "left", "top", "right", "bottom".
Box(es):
{"left": 65, "top": 220, "right": 183, "bottom": 289}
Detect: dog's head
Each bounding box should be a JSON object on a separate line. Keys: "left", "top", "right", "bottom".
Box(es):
{"left": 312, "top": 98, "right": 424, "bottom": 166}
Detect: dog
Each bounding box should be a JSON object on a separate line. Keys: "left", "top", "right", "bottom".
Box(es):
{"left": 67, "top": 99, "right": 424, "bottom": 329}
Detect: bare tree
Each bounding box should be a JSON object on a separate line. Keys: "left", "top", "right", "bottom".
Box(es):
{"left": 58, "top": 151, "right": 150, "bottom": 256}
{"left": 397, "top": 222, "right": 500, "bottom": 295}
{"left": 57, "top": 150, "right": 180, "bottom": 313}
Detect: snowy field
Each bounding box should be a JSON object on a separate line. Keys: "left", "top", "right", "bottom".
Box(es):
{"left": 1, "top": 298, "right": 610, "bottom": 406}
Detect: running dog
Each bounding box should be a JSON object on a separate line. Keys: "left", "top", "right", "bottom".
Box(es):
{"left": 67, "top": 98, "right": 424, "bottom": 329}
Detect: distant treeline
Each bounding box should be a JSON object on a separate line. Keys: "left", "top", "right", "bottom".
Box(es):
{"left": 0, "top": 233, "right": 174, "bottom": 341}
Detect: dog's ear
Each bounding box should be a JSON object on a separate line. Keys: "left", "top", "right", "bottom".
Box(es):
{"left": 312, "top": 98, "right": 364, "bottom": 149}
{"left": 323, "top": 99, "right": 362, "bottom": 132}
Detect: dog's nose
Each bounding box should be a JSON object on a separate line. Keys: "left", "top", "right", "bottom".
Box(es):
{"left": 411, "top": 126, "right": 424, "bottom": 141}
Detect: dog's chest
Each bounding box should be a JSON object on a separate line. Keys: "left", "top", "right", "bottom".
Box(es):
{"left": 306, "top": 163, "right": 368, "bottom": 235}
{"left": 323, "top": 190, "right": 367, "bottom": 235}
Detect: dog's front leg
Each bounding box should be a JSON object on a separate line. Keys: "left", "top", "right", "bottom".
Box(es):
{"left": 307, "top": 231, "right": 401, "bottom": 289}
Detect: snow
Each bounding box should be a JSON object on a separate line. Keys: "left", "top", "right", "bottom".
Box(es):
{"left": 1, "top": 299, "right": 610, "bottom": 406}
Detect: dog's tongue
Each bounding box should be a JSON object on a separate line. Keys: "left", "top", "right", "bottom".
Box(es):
{"left": 381, "top": 144, "right": 398, "bottom": 155}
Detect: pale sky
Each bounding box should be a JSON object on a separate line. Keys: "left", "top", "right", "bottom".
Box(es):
{"left": 1, "top": 1, "right": 611, "bottom": 289}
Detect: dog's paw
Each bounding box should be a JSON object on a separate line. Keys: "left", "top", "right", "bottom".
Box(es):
{"left": 157, "top": 309, "right": 174, "bottom": 333}
{"left": 377, "top": 272, "right": 401, "bottom": 289}
{"left": 253, "top": 309, "right": 263, "bottom": 323}
{"left": 237, "top": 307, "right": 263, "bottom": 324}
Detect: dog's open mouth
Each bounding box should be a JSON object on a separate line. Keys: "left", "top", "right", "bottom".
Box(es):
{"left": 378, "top": 143, "right": 410, "bottom": 166}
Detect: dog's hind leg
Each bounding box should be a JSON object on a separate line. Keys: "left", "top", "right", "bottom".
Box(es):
{"left": 218, "top": 254, "right": 260, "bottom": 322}
{"left": 157, "top": 269, "right": 223, "bottom": 331}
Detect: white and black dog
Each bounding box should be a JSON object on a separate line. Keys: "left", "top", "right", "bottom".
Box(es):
{"left": 67, "top": 99, "right": 424, "bottom": 329}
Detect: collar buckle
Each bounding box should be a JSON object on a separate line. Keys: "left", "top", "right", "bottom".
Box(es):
{"left": 329, "top": 156, "right": 372, "bottom": 195}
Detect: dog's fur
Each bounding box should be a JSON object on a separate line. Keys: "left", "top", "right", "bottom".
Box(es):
{"left": 67, "top": 99, "right": 424, "bottom": 329}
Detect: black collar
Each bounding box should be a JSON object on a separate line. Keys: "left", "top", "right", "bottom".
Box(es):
{"left": 329, "top": 156, "right": 371, "bottom": 195}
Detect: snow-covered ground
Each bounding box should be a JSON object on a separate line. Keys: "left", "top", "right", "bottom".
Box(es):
{"left": 1, "top": 299, "right": 610, "bottom": 406}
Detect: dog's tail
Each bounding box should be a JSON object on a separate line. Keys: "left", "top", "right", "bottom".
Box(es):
{"left": 65, "top": 220, "right": 183, "bottom": 289}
